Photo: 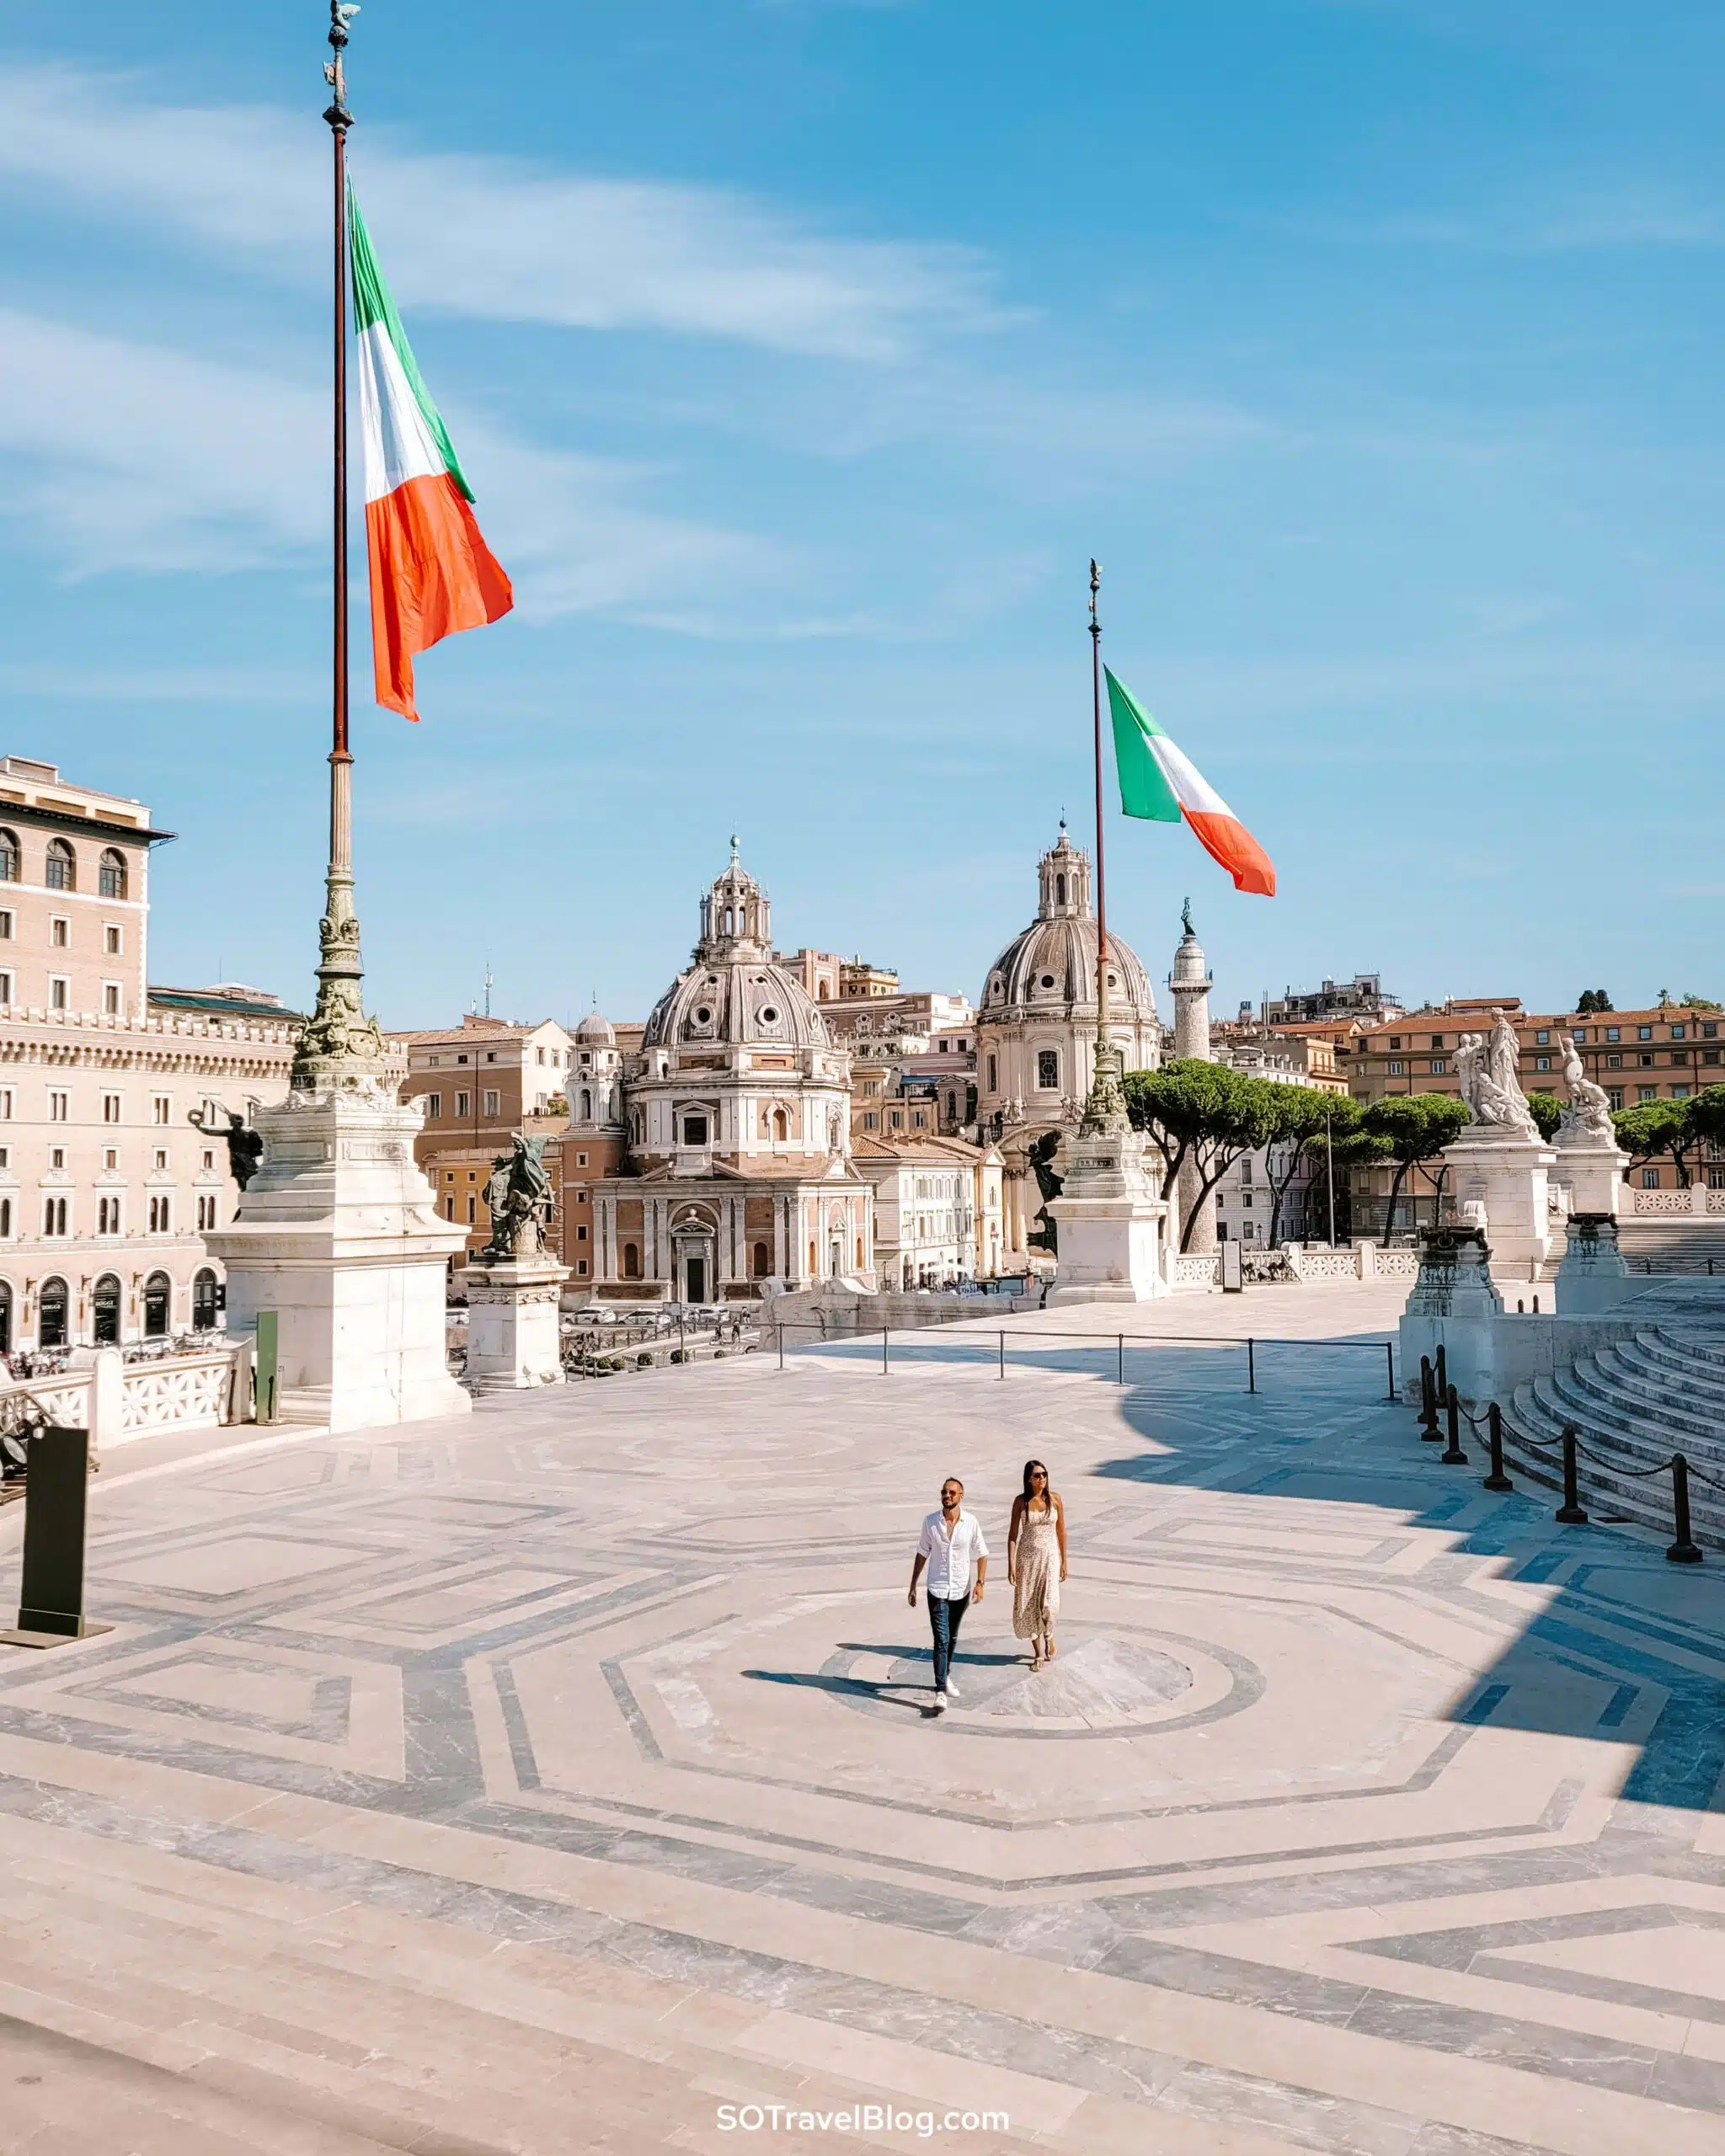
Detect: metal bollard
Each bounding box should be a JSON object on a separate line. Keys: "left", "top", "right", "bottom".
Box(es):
{"left": 1667, "top": 1454, "right": 1704, "bottom": 1564}
{"left": 1556, "top": 1426, "right": 1589, "bottom": 1524}
{"left": 1418, "top": 1355, "right": 1441, "bottom": 1441}
{"left": 1386, "top": 1340, "right": 1397, "bottom": 1402}
{"left": 1434, "top": 1343, "right": 1448, "bottom": 1408}
{"left": 1442, "top": 1385, "right": 1469, "bottom": 1465}
{"left": 777, "top": 1322, "right": 784, "bottom": 1372}
{"left": 998, "top": 1330, "right": 1006, "bottom": 1380}
{"left": 1247, "top": 1338, "right": 1256, "bottom": 1394}
{"left": 882, "top": 1326, "right": 889, "bottom": 1375}
{"left": 1483, "top": 1401, "right": 1514, "bottom": 1492}
{"left": 1118, "top": 1333, "right": 1124, "bottom": 1385}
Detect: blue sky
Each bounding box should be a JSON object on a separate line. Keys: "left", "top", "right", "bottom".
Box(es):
{"left": 3, "top": 3, "right": 1722, "bottom": 1027}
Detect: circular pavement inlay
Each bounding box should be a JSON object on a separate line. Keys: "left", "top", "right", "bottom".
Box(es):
{"left": 819, "top": 1625, "right": 1261, "bottom": 1739}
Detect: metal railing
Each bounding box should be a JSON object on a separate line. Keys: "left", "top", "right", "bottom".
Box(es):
{"left": 774, "top": 1320, "right": 1397, "bottom": 1400}
{"left": 1413, "top": 1352, "right": 1716, "bottom": 1564}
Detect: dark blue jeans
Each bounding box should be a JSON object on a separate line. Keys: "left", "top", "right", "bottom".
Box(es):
{"left": 927, "top": 1591, "right": 969, "bottom": 1693}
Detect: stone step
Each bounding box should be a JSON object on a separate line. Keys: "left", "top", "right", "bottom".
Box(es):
{"left": 1506, "top": 1381, "right": 1725, "bottom": 1548}
{"left": 1599, "top": 1331, "right": 1725, "bottom": 1398}
{"left": 1541, "top": 1364, "right": 1725, "bottom": 1465}
{"left": 1567, "top": 1351, "right": 1725, "bottom": 1441}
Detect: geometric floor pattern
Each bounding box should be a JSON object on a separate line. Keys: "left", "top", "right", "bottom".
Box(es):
{"left": 1, "top": 1282, "right": 1722, "bottom": 2153}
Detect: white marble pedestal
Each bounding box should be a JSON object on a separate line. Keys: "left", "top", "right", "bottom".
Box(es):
{"left": 1549, "top": 1139, "right": 1627, "bottom": 1220}
{"left": 206, "top": 1086, "right": 471, "bottom": 1433}
{"left": 1442, "top": 1134, "right": 1558, "bottom": 1281}
{"left": 1046, "top": 1129, "right": 1168, "bottom": 1305}
{"left": 459, "top": 1254, "right": 569, "bottom": 1390}
{"left": 1554, "top": 1212, "right": 1637, "bottom": 1315}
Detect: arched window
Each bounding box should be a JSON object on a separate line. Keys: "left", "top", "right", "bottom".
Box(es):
{"left": 1055, "top": 873, "right": 1066, "bottom": 905}
{"left": 752, "top": 1241, "right": 771, "bottom": 1278}
{"left": 986, "top": 1054, "right": 998, "bottom": 1091}
{"left": 144, "top": 1272, "right": 171, "bottom": 1338}
{"left": 1037, "top": 1049, "right": 1060, "bottom": 1091}
{"left": 579, "top": 1088, "right": 592, "bottom": 1120}
{"left": 38, "top": 1276, "right": 68, "bottom": 1349}
{"left": 45, "top": 838, "right": 75, "bottom": 891}
{"left": 93, "top": 1273, "right": 122, "bottom": 1345}
{"left": 193, "top": 1267, "right": 220, "bottom": 1329}
{"left": 0, "top": 830, "right": 18, "bottom": 883}
{"left": 622, "top": 1241, "right": 641, "bottom": 1280}
{"left": 99, "top": 848, "right": 127, "bottom": 899}
{"left": 772, "top": 1107, "right": 788, "bottom": 1142}
{"left": 0, "top": 1280, "right": 12, "bottom": 1353}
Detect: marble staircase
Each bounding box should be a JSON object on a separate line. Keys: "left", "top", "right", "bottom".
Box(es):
{"left": 1507, "top": 1297, "right": 1725, "bottom": 1548}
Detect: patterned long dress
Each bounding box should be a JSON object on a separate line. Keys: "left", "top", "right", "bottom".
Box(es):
{"left": 1012, "top": 1502, "right": 1060, "bottom": 1641}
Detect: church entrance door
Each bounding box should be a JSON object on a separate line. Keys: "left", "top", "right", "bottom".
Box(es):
{"left": 685, "top": 1257, "right": 707, "bottom": 1305}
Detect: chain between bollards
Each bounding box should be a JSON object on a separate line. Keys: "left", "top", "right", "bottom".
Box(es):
{"left": 1483, "top": 1401, "right": 1514, "bottom": 1492}
{"left": 1668, "top": 1454, "right": 1704, "bottom": 1564}
{"left": 1556, "top": 1425, "right": 1589, "bottom": 1524}
{"left": 1442, "top": 1385, "right": 1469, "bottom": 1465}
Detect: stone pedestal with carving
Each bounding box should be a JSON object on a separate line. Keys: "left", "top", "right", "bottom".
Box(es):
{"left": 1553, "top": 1211, "right": 1636, "bottom": 1315}
{"left": 459, "top": 1253, "right": 569, "bottom": 1390}
{"left": 207, "top": 1088, "right": 471, "bottom": 1433}
{"left": 1045, "top": 1128, "right": 1168, "bottom": 1304}
{"left": 1441, "top": 1134, "right": 1558, "bottom": 1281}
{"left": 1397, "top": 1223, "right": 1504, "bottom": 1402}
{"left": 1550, "top": 1139, "right": 1626, "bottom": 1220}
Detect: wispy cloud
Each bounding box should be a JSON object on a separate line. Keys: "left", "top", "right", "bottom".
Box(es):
{"left": 0, "top": 62, "right": 1005, "bottom": 362}
{"left": 0, "top": 307, "right": 769, "bottom": 616}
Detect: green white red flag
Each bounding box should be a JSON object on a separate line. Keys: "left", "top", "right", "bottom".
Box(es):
{"left": 350, "top": 190, "right": 512, "bottom": 720}
{"left": 1105, "top": 666, "right": 1276, "bottom": 897}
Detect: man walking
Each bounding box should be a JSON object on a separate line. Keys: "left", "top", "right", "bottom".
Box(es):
{"left": 908, "top": 1476, "right": 988, "bottom": 1713}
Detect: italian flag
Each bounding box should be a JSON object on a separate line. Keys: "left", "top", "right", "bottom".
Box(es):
{"left": 351, "top": 191, "right": 512, "bottom": 720}
{"left": 1105, "top": 667, "right": 1276, "bottom": 897}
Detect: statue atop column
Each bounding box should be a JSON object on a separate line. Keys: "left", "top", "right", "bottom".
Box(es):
{"left": 482, "top": 1134, "right": 554, "bottom": 1258}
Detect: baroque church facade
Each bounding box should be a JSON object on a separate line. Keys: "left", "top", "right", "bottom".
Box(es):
{"left": 975, "top": 826, "right": 1165, "bottom": 1258}
{"left": 586, "top": 849, "right": 874, "bottom": 1302}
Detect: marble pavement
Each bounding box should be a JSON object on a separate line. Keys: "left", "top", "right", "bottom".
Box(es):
{"left": 0, "top": 1283, "right": 1722, "bottom": 2154}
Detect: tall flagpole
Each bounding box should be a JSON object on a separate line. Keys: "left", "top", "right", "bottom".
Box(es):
{"left": 1089, "top": 559, "right": 1108, "bottom": 1023}
{"left": 1080, "top": 558, "right": 1126, "bottom": 1134}
{"left": 298, "top": 2, "right": 383, "bottom": 1088}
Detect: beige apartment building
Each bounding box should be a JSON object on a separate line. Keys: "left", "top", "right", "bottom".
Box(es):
{"left": 398, "top": 1016, "right": 576, "bottom": 1262}
{"left": 0, "top": 755, "right": 300, "bottom": 1353}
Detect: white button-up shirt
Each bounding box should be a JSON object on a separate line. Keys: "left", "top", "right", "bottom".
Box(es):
{"left": 917, "top": 1508, "right": 989, "bottom": 1600}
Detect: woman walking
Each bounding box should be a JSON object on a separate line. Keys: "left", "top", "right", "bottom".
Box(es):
{"left": 1007, "top": 1460, "right": 1066, "bottom": 1670}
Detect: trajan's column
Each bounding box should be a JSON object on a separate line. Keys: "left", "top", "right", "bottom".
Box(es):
{"left": 1170, "top": 903, "right": 1216, "bottom": 1256}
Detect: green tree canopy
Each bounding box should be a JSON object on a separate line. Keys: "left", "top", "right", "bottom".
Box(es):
{"left": 1613, "top": 1098, "right": 1695, "bottom": 1184}
{"left": 1576, "top": 989, "right": 1614, "bottom": 1014}
{"left": 1124, "top": 1060, "right": 1283, "bottom": 1251}
{"left": 1685, "top": 1085, "right": 1725, "bottom": 1152}
{"left": 1525, "top": 1091, "right": 1563, "bottom": 1142}
{"left": 1261, "top": 1089, "right": 1359, "bottom": 1245}
{"left": 1680, "top": 992, "right": 1722, "bottom": 1011}
{"left": 1360, "top": 1093, "right": 1469, "bottom": 1244}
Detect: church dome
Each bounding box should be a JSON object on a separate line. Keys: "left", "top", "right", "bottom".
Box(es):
{"left": 979, "top": 825, "right": 1156, "bottom": 1022}
{"left": 643, "top": 844, "right": 833, "bottom": 1053}
{"left": 575, "top": 1010, "right": 616, "bottom": 1045}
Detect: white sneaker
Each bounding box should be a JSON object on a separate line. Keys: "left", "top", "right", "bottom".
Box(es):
{"left": 944, "top": 1677, "right": 959, "bottom": 1701}
{"left": 932, "top": 1691, "right": 948, "bottom": 1712}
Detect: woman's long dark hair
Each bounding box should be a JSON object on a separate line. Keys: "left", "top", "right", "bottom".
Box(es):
{"left": 1022, "top": 1459, "right": 1050, "bottom": 1507}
